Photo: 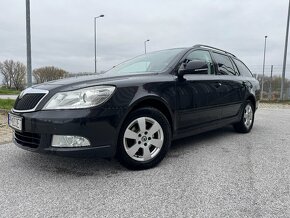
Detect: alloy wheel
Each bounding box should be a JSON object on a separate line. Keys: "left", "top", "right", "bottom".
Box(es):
{"left": 243, "top": 104, "right": 253, "bottom": 129}
{"left": 123, "top": 117, "right": 164, "bottom": 162}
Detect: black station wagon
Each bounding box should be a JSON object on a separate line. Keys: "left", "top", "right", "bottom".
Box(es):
{"left": 9, "top": 45, "right": 260, "bottom": 169}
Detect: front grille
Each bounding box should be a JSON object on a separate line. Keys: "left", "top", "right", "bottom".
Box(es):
{"left": 14, "top": 131, "right": 41, "bottom": 148}
{"left": 14, "top": 93, "right": 45, "bottom": 111}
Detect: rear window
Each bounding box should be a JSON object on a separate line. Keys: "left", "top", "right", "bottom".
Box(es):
{"left": 232, "top": 58, "right": 253, "bottom": 77}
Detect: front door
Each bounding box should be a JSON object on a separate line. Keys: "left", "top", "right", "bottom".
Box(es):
{"left": 176, "top": 49, "right": 223, "bottom": 131}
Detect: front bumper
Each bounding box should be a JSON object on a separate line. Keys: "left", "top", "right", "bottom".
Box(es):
{"left": 10, "top": 107, "right": 126, "bottom": 158}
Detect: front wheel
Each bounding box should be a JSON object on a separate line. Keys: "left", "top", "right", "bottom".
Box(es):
{"left": 233, "top": 100, "right": 255, "bottom": 133}
{"left": 117, "top": 107, "right": 171, "bottom": 170}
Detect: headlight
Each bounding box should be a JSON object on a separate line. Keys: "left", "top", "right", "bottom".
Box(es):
{"left": 43, "top": 86, "right": 115, "bottom": 110}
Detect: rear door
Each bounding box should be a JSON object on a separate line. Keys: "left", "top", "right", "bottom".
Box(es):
{"left": 211, "top": 52, "right": 245, "bottom": 119}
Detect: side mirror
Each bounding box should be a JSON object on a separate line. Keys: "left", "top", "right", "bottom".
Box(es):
{"left": 178, "top": 60, "right": 209, "bottom": 77}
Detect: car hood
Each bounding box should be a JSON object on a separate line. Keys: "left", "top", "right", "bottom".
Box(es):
{"left": 32, "top": 72, "right": 158, "bottom": 91}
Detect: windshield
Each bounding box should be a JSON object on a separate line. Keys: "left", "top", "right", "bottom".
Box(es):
{"left": 105, "top": 48, "right": 185, "bottom": 76}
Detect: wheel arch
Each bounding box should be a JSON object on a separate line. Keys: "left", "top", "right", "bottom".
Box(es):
{"left": 246, "top": 94, "right": 256, "bottom": 112}
{"left": 119, "top": 96, "right": 175, "bottom": 136}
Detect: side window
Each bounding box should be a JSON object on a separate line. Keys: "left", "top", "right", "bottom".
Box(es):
{"left": 233, "top": 58, "right": 253, "bottom": 77}
{"left": 230, "top": 58, "right": 239, "bottom": 74}
{"left": 185, "top": 50, "right": 214, "bottom": 75}
{"left": 212, "top": 52, "right": 236, "bottom": 75}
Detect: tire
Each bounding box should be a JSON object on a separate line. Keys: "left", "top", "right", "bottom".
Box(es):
{"left": 117, "top": 107, "right": 171, "bottom": 170}
{"left": 233, "top": 100, "right": 255, "bottom": 133}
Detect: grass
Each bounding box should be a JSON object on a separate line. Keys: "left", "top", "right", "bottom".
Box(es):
{"left": 0, "top": 87, "right": 21, "bottom": 95}
{"left": 0, "top": 99, "right": 15, "bottom": 110}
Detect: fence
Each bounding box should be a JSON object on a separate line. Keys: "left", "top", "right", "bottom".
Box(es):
{"left": 249, "top": 65, "right": 290, "bottom": 100}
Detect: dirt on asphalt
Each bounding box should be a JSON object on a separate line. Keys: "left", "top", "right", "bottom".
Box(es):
{"left": 0, "top": 112, "right": 12, "bottom": 144}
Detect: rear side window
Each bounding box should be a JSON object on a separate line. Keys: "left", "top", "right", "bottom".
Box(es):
{"left": 212, "top": 52, "right": 236, "bottom": 75}
{"left": 233, "top": 58, "right": 253, "bottom": 77}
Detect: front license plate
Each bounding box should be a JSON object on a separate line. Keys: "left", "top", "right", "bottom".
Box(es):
{"left": 8, "top": 113, "right": 22, "bottom": 131}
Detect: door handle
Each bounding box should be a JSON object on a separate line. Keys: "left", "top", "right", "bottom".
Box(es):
{"left": 214, "top": 82, "right": 222, "bottom": 88}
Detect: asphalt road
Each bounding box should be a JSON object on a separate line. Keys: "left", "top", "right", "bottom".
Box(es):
{"left": 1, "top": 108, "right": 290, "bottom": 217}
{"left": 0, "top": 94, "right": 18, "bottom": 100}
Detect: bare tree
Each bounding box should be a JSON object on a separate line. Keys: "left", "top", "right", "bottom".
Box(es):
{"left": 0, "top": 60, "right": 26, "bottom": 90}
{"left": 0, "top": 60, "right": 13, "bottom": 88}
{"left": 33, "top": 66, "right": 68, "bottom": 84}
{"left": 12, "top": 62, "right": 26, "bottom": 90}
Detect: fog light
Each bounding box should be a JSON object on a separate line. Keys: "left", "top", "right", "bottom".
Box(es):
{"left": 51, "top": 135, "right": 90, "bottom": 147}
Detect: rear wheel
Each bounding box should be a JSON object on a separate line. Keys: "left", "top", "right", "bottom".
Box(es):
{"left": 117, "top": 107, "right": 171, "bottom": 170}
{"left": 233, "top": 100, "right": 255, "bottom": 133}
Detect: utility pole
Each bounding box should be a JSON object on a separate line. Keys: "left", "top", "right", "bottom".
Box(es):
{"left": 281, "top": 0, "right": 290, "bottom": 100}
{"left": 268, "top": 65, "right": 273, "bottom": 100}
{"left": 261, "top": 35, "right": 268, "bottom": 100}
{"left": 94, "top": 14, "right": 104, "bottom": 73}
{"left": 26, "top": 0, "right": 32, "bottom": 87}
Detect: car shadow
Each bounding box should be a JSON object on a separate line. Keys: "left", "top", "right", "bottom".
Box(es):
{"left": 171, "top": 125, "right": 235, "bottom": 150}
{"left": 16, "top": 125, "right": 236, "bottom": 177}
{"left": 17, "top": 151, "right": 126, "bottom": 177}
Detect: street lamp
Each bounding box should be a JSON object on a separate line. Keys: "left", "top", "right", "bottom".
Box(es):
{"left": 144, "top": 39, "right": 150, "bottom": 54}
{"left": 94, "top": 14, "right": 104, "bottom": 73}
{"left": 261, "top": 35, "right": 268, "bottom": 100}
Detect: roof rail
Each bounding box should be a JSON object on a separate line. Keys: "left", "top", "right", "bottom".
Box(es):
{"left": 193, "top": 44, "right": 236, "bottom": 57}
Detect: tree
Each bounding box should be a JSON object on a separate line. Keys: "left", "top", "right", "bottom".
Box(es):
{"left": 0, "top": 60, "right": 26, "bottom": 90}
{"left": 0, "top": 60, "right": 13, "bottom": 88}
{"left": 12, "top": 62, "right": 26, "bottom": 90}
{"left": 33, "top": 66, "right": 68, "bottom": 84}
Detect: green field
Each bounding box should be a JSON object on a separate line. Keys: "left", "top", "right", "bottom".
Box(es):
{"left": 0, "top": 87, "right": 21, "bottom": 95}
{"left": 0, "top": 99, "right": 15, "bottom": 110}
